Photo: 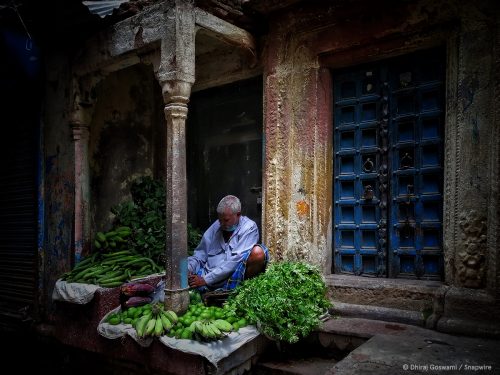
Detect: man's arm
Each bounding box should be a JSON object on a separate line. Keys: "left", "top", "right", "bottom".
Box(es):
{"left": 203, "top": 220, "right": 259, "bottom": 286}
{"left": 187, "top": 228, "right": 212, "bottom": 274}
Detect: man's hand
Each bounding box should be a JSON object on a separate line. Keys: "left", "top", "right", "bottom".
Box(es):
{"left": 188, "top": 274, "right": 207, "bottom": 288}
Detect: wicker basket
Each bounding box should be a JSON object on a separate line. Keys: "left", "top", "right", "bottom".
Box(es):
{"left": 202, "top": 290, "right": 234, "bottom": 307}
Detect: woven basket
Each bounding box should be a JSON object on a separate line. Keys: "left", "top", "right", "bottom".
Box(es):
{"left": 202, "top": 290, "right": 234, "bottom": 307}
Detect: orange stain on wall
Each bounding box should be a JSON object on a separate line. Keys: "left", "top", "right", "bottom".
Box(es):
{"left": 296, "top": 200, "right": 310, "bottom": 217}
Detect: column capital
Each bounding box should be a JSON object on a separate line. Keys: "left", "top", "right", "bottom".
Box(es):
{"left": 162, "top": 79, "right": 192, "bottom": 121}
{"left": 70, "top": 122, "right": 90, "bottom": 142}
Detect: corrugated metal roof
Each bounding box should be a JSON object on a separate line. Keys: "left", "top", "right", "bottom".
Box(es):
{"left": 82, "top": 1, "right": 130, "bottom": 18}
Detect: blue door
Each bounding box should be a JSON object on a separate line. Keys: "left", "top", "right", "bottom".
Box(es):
{"left": 333, "top": 48, "right": 445, "bottom": 280}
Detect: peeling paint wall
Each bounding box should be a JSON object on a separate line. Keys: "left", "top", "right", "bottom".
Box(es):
{"left": 43, "top": 53, "right": 76, "bottom": 315}
{"left": 42, "top": 60, "right": 164, "bottom": 315}
{"left": 89, "top": 64, "right": 163, "bottom": 232}
{"left": 263, "top": 10, "right": 333, "bottom": 271}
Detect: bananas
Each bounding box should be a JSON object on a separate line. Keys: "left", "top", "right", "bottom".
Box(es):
{"left": 160, "top": 313, "right": 173, "bottom": 331}
{"left": 163, "top": 310, "right": 178, "bottom": 325}
{"left": 109, "top": 300, "right": 241, "bottom": 343}
{"left": 134, "top": 302, "right": 178, "bottom": 339}
{"left": 213, "top": 319, "right": 233, "bottom": 332}
{"left": 189, "top": 319, "right": 230, "bottom": 341}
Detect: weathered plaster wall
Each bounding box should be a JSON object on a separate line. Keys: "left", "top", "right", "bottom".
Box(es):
{"left": 43, "top": 52, "right": 76, "bottom": 315}
{"left": 450, "top": 3, "right": 497, "bottom": 291}
{"left": 193, "top": 29, "right": 262, "bottom": 92}
{"left": 262, "top": 8, "right": 333, "bottom": 272}
{"left": 89, "top": 64, "right": 163, "bottom": 232}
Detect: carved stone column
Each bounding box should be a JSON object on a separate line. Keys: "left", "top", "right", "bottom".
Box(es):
{"left": 157, "top": 0, "right": 195, "bottom": 315}
{"left": 69, "top": 74, "right": 99, "bottom": 264}
{"left": 161, "top": 80, "right": 192, "bottom": 315}
{"left": 70, "top": 111, "right": 91, "bottom": 263}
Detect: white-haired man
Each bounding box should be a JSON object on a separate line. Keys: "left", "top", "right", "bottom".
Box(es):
{"left": 188, "top": 195, "right": 269, "bottom": 291}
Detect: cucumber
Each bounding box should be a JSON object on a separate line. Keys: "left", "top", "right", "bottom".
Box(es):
{"left": 105, "top": 231, "right": 117, "bottom": 239}
{"left": 96, "top": 232, "right": 106, "bottom": 242}
{"left": 100, "top": 280, "right": 125, "bottom": 288}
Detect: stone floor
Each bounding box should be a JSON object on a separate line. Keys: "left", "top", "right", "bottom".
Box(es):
{"left": 7, "top": 316, "right": 500, "bottom": 375}
{"left": 255, "top": 317, "right": 500, "bottom": 375}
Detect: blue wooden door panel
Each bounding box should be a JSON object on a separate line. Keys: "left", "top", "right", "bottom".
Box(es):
{"left": 334, "top": 48, "right": 444, "bottom": 280}
{"left": 388, "top": 50, "right": 445, "bottom": 280}
{"left": 334, "top": 68, "right": 383, "bottom": 276}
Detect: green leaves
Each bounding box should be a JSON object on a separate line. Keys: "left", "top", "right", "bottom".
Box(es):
{"left": 226, "top": 261, "right": 332, "bottom": 344}
{"left": 110, "top": 176, "right": 203, "bottom": 264}
{"left": 111, "top": 176, "right": 166, "bottom": 264}
{"left": 187, "top": 223, "right": 202, "bottom": 256}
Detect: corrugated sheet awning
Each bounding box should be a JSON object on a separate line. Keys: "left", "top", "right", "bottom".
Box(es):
{"left": 82, "top": 0, "right": 129, "bottom": 18}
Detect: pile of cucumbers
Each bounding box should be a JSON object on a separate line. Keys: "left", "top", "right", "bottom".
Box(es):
{"left": 61, "top": 250, "right": 163, "bottom": 287}
{"left": 94, "top": 226, "right": 132, "bottom": 251}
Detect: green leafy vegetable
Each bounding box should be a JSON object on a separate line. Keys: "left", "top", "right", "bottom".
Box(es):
{"left": 225, "top": 261, "right": 332, "bottom": 344}
{"left": 110, "top": 176, "right": 202, "bottom": 263}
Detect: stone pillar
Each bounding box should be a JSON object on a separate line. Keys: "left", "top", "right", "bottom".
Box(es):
{"left": 70, "top": 113, "right": 91, "bottom": 263}
{"left": 161, "top": 80, "right": 192, "bottom": 314}
{"left": 156, "top": 0, "right": 195, "bottom": 315}
{"left": 436, "top": 4, "right": 500, "bottom": 337}
{"left": 69, "top": 73, "right": 99, "bottom": 264}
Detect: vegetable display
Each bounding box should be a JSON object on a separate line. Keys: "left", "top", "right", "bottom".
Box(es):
{"left": 225, "top": 261, "right": 332, "bottom": 344}
{"left": 165, "top": 290, "right": 250, "bottom": 341}
{"left": 105, "top": 290, "right": 250, "bottom": 341}
{"left": 61, "top": 175, "right": 203, "bottom": 289}
{"left": 110, "top": 176, "right": 203, "bottom": 264}
{"left": 61, "top": 249, "right": 163, "bottom": 287}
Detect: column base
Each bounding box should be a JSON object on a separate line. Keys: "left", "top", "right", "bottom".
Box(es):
{"left": 164, "top": 287, "right": 190, "bottom": 316}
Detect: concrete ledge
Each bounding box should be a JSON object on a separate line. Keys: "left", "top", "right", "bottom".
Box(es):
{"left": 330, "top": 301, "right": 426, "bottom": 327}
{"left": 210, "top": 335, "right": 272, "bottom": 375}
{"left": 324, "top": 274, "right": 447, "bottom": 328}
{"left": 318, "top": 317, "right": 445, "bottom": 339}
{"left": 437, "top": 317, "right": 500, "bottom": 339}
{"left": 442, "top": 286, "right": 500, "bottom": 320}
{"left": 325, "top": 277, "right": 500, "bottom": 339}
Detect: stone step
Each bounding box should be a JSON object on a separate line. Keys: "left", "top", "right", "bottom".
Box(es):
{"left": 330, "top": 300, "right": 427, "bottom": 327}
{"left": 251, "top": 316, "right": 500, "bottom": 375}
{"left": 250, "top": 316, "right": 448, "bottom": 375}
{"left": 253, "top": 356, "right": 338, "bottom": 375}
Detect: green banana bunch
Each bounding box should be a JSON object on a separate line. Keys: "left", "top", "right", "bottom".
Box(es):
{"left": 162, "top": 310, "right": 178, "bottom": 325}
{"left": 145, "top": 317, "right": 157, "bottom": 336}
{"left": 134, "top": 302, "right": 178, "bottom": 339}
{"left": 213, "top": 319, "right": 233, "bottom": 332}
{"left": 190, "top": 320, "right": 229, "bottom": 341}
{"left": 135, "top": 312, "right": 152, "bottom": 337}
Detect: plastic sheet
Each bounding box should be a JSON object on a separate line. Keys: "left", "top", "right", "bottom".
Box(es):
{"left": 97, "top": 306, "right": 261, "bottom": 366}
{"left": 52, "top": 279, "right": 100, "bottom": 304}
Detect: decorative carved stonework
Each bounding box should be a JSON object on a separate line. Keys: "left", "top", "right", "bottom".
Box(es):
{"left": 457, "top": 209, "right": 487, "bottom": 288}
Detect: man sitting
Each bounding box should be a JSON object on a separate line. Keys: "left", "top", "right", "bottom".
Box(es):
{"left": 187, "top": 195, "right": 269, "bottom": 291}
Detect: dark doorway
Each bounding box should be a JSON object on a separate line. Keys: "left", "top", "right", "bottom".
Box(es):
{"left": 187, "top": 77, "right": 263, "bottom": 238}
